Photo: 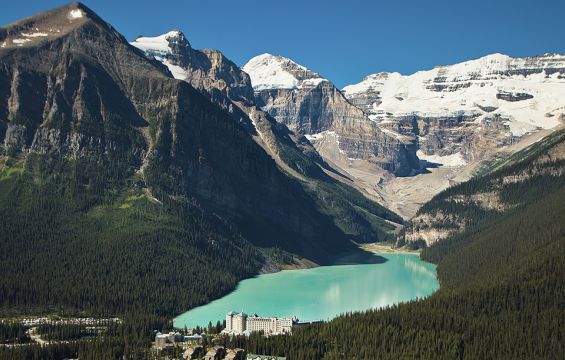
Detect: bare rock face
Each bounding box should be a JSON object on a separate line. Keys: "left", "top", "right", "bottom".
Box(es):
{"left": 243, "top": 54, "right": 420, "bottom": 176}
{"left": 0, "top": 3, "right": 154, "bottom": 162}
{"left": 132, "top": 31, "right": 255, "bottom": 105}
{"left": 130, "top": 31, "right": 329, "bottom": 179}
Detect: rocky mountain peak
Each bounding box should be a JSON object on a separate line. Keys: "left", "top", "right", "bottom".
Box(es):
{"left": 0, "top": 2, "right": 99, "bottom": 49}
{"left": 130, "top": 31, "right": 254, "bottom": 103}
{"left": 243, "top": 53, "right": 327, "bottom": 91}
{"left": 131, "top": 30, "right": 191, "bottom": 60}
{"left": 244, "top": 53, "right": 420, "bottom": 176}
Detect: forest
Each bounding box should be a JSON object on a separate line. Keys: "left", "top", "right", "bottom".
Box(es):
{"left": 2, "top": 131, "right": 564, "bottom": 358}
{"left": 1, "top": 113, "right": 564, "bottom": 359}
{"left": 0, "top": 151, "right": 262, "bottom": 319}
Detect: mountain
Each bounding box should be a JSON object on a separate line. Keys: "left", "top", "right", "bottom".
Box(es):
{"left": 0, "top": 3, "right": 397, "bottom": 319}
{"left": 242, "top": 54, "right": 420, "bottom": 177}
{"left": 241, "top": 53, "right": 560, "bottom": 218}
{"left": 338, "top": 54, "right": 565, "bottom": 217}
{"left": 130, "top": 31, "right": 404, "bottom": 246}
{"left": 343, "top": 53, "right": 565, "bottom": 162}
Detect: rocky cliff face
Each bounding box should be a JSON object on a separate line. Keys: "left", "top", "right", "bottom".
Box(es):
{"left": 131, "top": 31, "right": 331, "bottom": 180}
{"left": 343, "top": 54, "right": 565, "bottom": 166}
{"left": 243, "top": 54, "right": 420, "bottom": 176}
{"left": 0, "top": 4, "right": 153, "bottom": 164}
{"left": 131, "top": 31, "right": 254, "bottom": 105}
{"left": 0, "top": 3, "right": 376, "bottom": 263}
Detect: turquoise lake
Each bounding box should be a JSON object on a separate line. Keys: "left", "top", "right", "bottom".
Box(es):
{"left": 174, "top": 252, "right": 439, "bottom": 328}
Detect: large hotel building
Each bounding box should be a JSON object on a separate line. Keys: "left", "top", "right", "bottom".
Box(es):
{"left": 224, "top": 312, "right": 294, "bottom": 336}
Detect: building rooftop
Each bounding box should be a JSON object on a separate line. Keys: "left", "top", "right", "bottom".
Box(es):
{"left": 247, "top": 354, "right": 286, "bottom": 360}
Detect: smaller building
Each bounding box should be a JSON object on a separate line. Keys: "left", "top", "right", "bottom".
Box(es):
{"left": 154, "top": 332, "right": 169, "bottom": 350}
{"left": 225, "top": 348, "right": 246, "bottom": 360}
{"left": 183, "top": 333, "right": 203, "bottom": 344}
{"left": 204, "top": 346, "right": 226, "bottom": 360}
{"left": 183, "top": 345, "right": 204, "bottom": 359}
{"left": 246, "top": 354, "right": 286, "bottom": 360}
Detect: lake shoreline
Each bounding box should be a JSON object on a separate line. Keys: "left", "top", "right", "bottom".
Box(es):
{"left": 173, "top": 249, "right": 438, "bottom": 329}
{"left": 359, "top": 242, "right": 422, "bottom": 255}
{"left": 260, "top": 245, "right": 389, "bottom": 275}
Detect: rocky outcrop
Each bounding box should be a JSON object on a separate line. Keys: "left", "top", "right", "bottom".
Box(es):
{"left": 132, "top": 31, "right": 255, "bottom": 105}
{"left": 496, "top": 91, "right": 534, "bottom": 102}
{"left": 403, "top": 212, "right": 460, "bottom": 247}
{"left": 243, "top": 54, "right": 420, "bottom": 176}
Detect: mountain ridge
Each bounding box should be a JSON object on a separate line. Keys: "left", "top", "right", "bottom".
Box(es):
{"left": 130, "top": 29, "right": 405, "bottom": 246}
{"left": 242, "top": 52, "right": 420, "bottom": 177}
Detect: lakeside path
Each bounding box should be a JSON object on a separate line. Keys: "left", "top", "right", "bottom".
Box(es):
{"left": 360, "top": 243, "right": 421, "bottom": 255}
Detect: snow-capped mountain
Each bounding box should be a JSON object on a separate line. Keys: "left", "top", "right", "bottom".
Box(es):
{"left": 131, "top": 31, "right": 254, "bottom": 103}
{"left": 243, "top": 54, "right": 419, "bottom": 176}
{"left": 244, "top": 52, "right": 565, "bottom": 218}
{"left": 343, "top": 53, "right": 565, "bottom": 164}
{"left": 128, "top": 30, "right": 406, "bottom": 241}
{"left": 243, "top": 53, "right": 328, "bottom": 91}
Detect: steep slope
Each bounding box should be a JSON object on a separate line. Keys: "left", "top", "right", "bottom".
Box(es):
{"left": 0, "top": 2, "right": 261, "bottom": 318}
{"left": 243, "top": 54, "right": 420, "bottom": 177}
{"left": 402, "top": 128, "right": 565, "bottom": 247}
{"left": 131, "top": 31, "right": 404, "bottom": 245}
{"left": 0, "top": 3, "right": 388, "bottom": 318}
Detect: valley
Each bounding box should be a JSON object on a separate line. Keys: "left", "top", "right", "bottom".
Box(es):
{"left": 0, "top": 1, "right": 564, "bottom": 359}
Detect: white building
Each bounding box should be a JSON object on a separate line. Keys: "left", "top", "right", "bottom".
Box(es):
{"left": 224, "top": 312, "right": 294, "bottom": 336}
{"left": 226, "top": 311, "right": 247, "bottom": 334}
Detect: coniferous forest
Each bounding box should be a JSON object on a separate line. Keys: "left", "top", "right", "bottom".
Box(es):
{"left": 2, "top": 120, "right": 564, "bottom": 360}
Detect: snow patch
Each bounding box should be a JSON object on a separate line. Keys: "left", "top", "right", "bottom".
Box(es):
{"left": 68, "top": 9, "right": 83, "bottom": 20}
{"left": 130, "top": 31, "right": 182, "bottom": 57}
{"left": 243, "top": 53, "right": 327, "bottom": 91}
{"left": 301, "top": 78, "right": 327, "bottom": 87}
{"left": 417, "top": 151, "right": 467, "bottom": 167}
{"left": 304, "top": 130, "right": 337, "bottom": 142}
{"left": 21, "top": 32, "right": 48, "bottom": 38}
{"left": 505, "top": 121, "right": 538, "bottom": 137}
{"left": 12, "top": 38, "right": 31, "bottom": 46}
{"left": 163, "top": 60, "right": 188, "bottom": 80}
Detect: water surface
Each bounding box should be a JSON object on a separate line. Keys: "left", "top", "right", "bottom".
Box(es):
{"left": 174, "top": 253, "right": 439, "bottom": 328}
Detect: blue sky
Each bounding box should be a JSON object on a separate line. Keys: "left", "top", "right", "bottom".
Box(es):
{"left": 2, "top": 0, "right": 565, "bottom": 88}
